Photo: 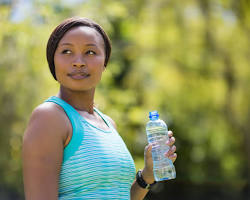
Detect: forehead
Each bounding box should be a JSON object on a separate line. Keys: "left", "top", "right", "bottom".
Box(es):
{"left": 59, "top": 26, "right": 104, "bottom": 46}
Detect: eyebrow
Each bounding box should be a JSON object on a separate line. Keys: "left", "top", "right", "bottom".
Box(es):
{"left": 60, "top": 43, "right": 97, "bottom": 47}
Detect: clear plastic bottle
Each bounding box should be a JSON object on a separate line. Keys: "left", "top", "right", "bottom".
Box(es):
{"left": 146, "top": 111, "right": 176, "bottom": 181}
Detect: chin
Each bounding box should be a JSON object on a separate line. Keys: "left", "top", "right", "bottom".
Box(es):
{"left": 62, "top": 83, "right": 96, "bottom": 92}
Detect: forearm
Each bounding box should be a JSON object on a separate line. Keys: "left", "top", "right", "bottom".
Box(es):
{"left": 130, "top": 168, "right": 155, "bottom": 200}
{"left": 130, "top": 180, "right": 149, "bottom": 200}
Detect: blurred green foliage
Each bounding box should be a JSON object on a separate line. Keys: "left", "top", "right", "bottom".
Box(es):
{"left": 0, "top": 0, "right": 249, "bottom": 199}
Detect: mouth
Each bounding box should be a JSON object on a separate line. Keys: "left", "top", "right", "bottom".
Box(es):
{"left": 67, "top": 72, "right": 90, "bottom": 80}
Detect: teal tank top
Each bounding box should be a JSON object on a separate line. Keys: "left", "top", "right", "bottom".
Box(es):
{"left": 45, "top": 96, "right": 136, "bottom": 199}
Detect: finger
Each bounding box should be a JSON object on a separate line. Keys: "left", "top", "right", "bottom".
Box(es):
{"left": 165, "top": 145, "right": 176, "bottom": 157}
{"left": 168, "top": 130, "right": 173, "bottom": 138}
{"left": 169, "top": 153, "right": 177, "bottom": 163}
{"left": 166, "top": 136, "right": 175, "bottom": 146}
{"left": 144, "top": 143, "right": 152, "bottom": 158}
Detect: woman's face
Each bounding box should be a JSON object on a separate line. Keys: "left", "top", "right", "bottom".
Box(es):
{"left": 54, "top": 26, "right": 106, "bottom": 92}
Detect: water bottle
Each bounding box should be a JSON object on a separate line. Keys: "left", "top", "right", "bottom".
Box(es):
{"left": 146, "top": 111, "right": 176, "bottom": 181}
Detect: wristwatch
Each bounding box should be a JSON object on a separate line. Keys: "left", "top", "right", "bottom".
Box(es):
{"left": 136, "top": 170, "right": 156, "bottom": 190}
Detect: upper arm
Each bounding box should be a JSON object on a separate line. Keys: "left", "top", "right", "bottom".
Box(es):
{"left": 22, "top": 103, "right": 70, "bottom": 200}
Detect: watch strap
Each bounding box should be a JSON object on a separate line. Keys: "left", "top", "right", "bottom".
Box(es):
{"left": 136, "top": 170, "right": 156, "bottom": 189}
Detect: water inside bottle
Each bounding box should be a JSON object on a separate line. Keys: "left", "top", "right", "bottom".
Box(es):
{"left": 147, "top": 125, "right": 176, "bottom": 181}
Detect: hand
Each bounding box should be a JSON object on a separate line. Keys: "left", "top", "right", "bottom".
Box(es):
{"left": 142, "top": 131, "right": 177, "bottom": 184}
{"left": 165, "top": 130, "right": 177, "bottom": 163}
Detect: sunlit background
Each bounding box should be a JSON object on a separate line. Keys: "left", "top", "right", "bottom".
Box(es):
{"left": 0, "top": 0, "right": 250, "bottom": 199}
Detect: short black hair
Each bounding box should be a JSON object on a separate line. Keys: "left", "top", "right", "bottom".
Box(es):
{"left": 46, "top": 17, "right": 111, "bottom": 80}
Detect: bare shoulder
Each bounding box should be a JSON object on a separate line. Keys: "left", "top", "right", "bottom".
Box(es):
{"left": 29, "top": 101, "right": 69, "bottom": 125}
{"left": 23, "top": 102, "right": 71, "bottom": 149}
{"left": 105, "top": 114, "right": 117, "bottom": 130}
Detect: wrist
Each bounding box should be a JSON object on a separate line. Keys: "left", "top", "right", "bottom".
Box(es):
{"left": 141, "top": 168, "right": 155, "bottom": 184}
{"left": 136, "top": 170, "right": 156, "bottom": 190}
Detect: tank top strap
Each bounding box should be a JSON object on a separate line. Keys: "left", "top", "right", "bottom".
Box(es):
{"left": 45, "top": 96, "right": 84, "bottom": 162}
{"left": 93, "top": 107, "right": 115, "bottom": 131}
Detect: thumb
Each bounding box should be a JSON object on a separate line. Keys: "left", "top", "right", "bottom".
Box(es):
{"left": 144, "top": 143, "right": 152, "bottom": 159}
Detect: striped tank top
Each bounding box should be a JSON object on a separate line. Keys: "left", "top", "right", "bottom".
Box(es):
{"left": 45, "top": 96, "right": 136, "bottom": 199}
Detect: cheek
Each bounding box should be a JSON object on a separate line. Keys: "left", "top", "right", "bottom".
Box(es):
{"left": 54, "top": 54, "right": 60, "bottom": 69}
{"left": 54, "top": 53, "right": 63, "bottom": 64}
{"left": 95, "top": 55, "right": 106, "bottom": 66}
{"left": 88, "top": 56, "right": 105, "bottom": 70}
{"left": 54, "top": 54, "right": 67, "bottom": 71}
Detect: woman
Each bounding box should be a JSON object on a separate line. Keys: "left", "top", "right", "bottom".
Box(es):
{"left": 22, "top": 17, "right": 177, "bottom": 200}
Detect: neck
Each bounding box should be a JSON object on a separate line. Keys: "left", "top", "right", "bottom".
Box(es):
{"left": 57, "top": 86, "right": 95, "bottom": 114}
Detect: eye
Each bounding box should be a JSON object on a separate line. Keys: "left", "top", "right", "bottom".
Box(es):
{"left": 86, "top": 50, "right": 96, "bottom": 55}
{"left": 61, "top": 49, "right": 72, "bottom": 54}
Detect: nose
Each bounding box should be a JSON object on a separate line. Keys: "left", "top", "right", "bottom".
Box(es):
{"left": 72, "top": 55, "right": 86, "bottom": 68}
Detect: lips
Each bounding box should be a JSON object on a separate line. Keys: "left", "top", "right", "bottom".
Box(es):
{"left": 67, "top": 72, "right": 90, "bottom": 80}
